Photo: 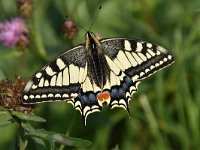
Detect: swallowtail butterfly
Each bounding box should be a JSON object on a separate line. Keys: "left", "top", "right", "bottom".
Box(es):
{"left": 22, "top": 32, "right": 174, "bottom": 125}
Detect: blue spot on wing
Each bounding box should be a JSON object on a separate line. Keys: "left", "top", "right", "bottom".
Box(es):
{"left": 109, "top": 76, "right": 136, "bottom": 108}
{"left": 74, "top": 91, "right": 102, "bottom": 109}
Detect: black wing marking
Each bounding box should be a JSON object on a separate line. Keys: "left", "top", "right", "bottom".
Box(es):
{"left": 66, "top": 75, "right": 103, "bottom": 126}
{"left": 22, "top": 45, "right": 87, "bottom": 104}
{"left": 101, "top": 38, "right": 174, "bottom": 111}
{"left": 67, "top": 89, "right": 102, "bottom": 126}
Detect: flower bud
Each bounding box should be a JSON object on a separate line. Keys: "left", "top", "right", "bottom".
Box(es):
{"left": 17, "top": 0, "right": 34, "bottom": 17}
{"left": 62, "top": 18, "right": 78, "bottom": 39}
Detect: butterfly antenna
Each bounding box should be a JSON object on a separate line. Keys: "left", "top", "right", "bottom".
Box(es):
{"left": 88, "top": 5, "right": 102, "bottom": 32}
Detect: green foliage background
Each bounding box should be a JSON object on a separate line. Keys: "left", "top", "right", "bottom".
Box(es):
{"left": 0, "top": 0, "right": 200, "bottom": 149}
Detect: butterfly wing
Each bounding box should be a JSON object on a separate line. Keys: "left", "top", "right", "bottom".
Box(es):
{"left": 22, "top": 45, "right": 88, "bottom": 103}
{"left": 101, "top": 38, "right": 174, "bottom": 110}
{"left": 22, "top": 45, "right": 103, "bottom": 125}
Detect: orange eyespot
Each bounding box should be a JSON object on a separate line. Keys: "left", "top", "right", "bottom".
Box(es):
{"left": 97, "top": 91, "right": 110, "bottom": 102}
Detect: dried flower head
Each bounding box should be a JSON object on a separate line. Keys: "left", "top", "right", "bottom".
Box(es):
{"left": 17, "top": 0, "right": 34, "bottom": 17}
{"left": 0, "top": 17, "right": 30, "bottom": 48}
{"left": 62, "top": 18, "right": 78, "bottom": 39}
{"left": 0, "top": 76, "right": 34, "bottom": 113}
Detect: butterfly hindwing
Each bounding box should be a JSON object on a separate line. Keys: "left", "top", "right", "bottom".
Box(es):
{"left": 101, "top": 38, "right": 174, "bottom": 110}
{"left": 22, "top": 45, "right": 87, "bottom": 103}
{"left": 66, "top": 76, "right": 103, "bottom": 125}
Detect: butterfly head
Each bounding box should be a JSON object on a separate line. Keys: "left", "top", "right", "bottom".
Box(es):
{"left": 85, "top": 32, "right": 101, "bottom": 49}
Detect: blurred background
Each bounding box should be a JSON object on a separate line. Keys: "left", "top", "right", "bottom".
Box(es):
{"left": 0, "top": 0, "right": 200, "bottom": 149}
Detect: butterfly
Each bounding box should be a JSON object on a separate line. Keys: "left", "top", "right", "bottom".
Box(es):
{"left": 22, "top": 32, "right": 174, "bottom": 125}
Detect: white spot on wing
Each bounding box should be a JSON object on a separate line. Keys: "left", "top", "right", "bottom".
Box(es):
{"left": 30, "top": 95, "right": 34, "bottom": 99}
{"left": 24, "top": 80, "right": 33, "bottom": 92}
{"left": 125, "top": 52, "right": 138, "bottom": 67}
{"left": 147, "top": 43, "right": 152, "bottom": 48}
{"left": 39, "top": 78, "right": 44, "bottom": 87}
{"left": 93, "top": 83, "right": 101, "bottom": 92}
{"left": 145, "top": 69, "right": 150, "bottom": 73}
{"left": 105, "top": 56, "right": 121, "bottom": 75}
{"left": 130, "top": 85, "right": 136, "bottom": 92}
{"left": 157, "top": 46, "right": 167, "bottom": 53}
{"left": 75, "top": 101, "right": 82, "bottom": 108}
{"left": 41, "top": 94, "right": 47, "bottom": 98}
{"left": 147, "top": 49, "right": 156, "bottom": 57}
{"left": 55, "top": 94, "right": 61, "bottom": 97}
{"left": 56, "top": 72, "right": 62, "bottom": 86}
{"left": 157, "top": 51, "right": 161, "bottom": 55}
{"left": 46, "top": 66, "right": 56, "bottom": 76}
{"left": 124, "top": 40, "right": 132, "bottom": 51}
{"left": 146, "top": 52, "right": 152, "bottom": 59}
{"left": 48, "top": 93, "right": 54, "bottom": 97}
{"left": 117, "top": 51, "right": 132, "bottom": 69}
{"left": 56, "top": 58, "right": 66, "bottom": 70}
{"left": 132, "top": 75, "right": 139, "bottom": 81}
{"left": 35, "top": 95, "right": 40, "bottom": 98}
{"left": 103, "top": 79, "right": 110, "bottom": 89}
{"left": 69, "top": 64, "right": 79, "bottom": 83}
{"left": 140, "top": 72, "right": 145, "bottom": 77}
{"left": 168, "top": 55, "right": 172, "bottom": 60}
{"left": 23, "top": 95, "right": 28, "bottom": 100}
{"left": 131, "top": 53, "right": 143, "bottom": 64}
{"left": 71, "top": 93, "right": 78, "bottom": 97}
{"left": 32, "top": 84, "right": 37, "bottom": 89}
{"left": 119, "top": 99, "right": 127, "bottom": 107}
{"left": 150, "top": 65, "right": 155, "bottom": 70}
{"left": 113, "top": 58, "right": 125, "bottom": 71}
{"left": 136, "top": 42, "right": 143, "bottom": 52}
{"left": 83, "top": 106, "right": 91, "bottom": 116}
{"left": 92, "top": 105, "right": 99, "bottom": 109}
{"left": 138, "top": 53, "right": 147, "bottom": 61}
{"left": 50, "top": 75, "right": 57, "bottom": 86}
{"left": 155, "top": 63, "right": 159, "bottom": 67}
{"left": 63, "top": 67, "right": 69, "bottom": 86}
{"left": 78, "top": 67, "right": 85, "bottom": 83}
{"left": 62, "top": 94, "right": 69, "bottom": 98}
{"left": 84, "top": 77, "right": 93, "bottom": 92}
{"left": 44, "top": 80, "right": 49, "bottom": 86}
{"left": 110, "top": 71, "right": 117, "bottom": 86}
{"left": 135, "top": 81, "right": 140, "bottom": 89}
{"left": 36, "top": 72, "right": 42, "bottom": 78}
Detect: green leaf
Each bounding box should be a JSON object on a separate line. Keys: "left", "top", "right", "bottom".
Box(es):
{"left": 0, "top": 119, "right": 14, "bottom": 127}
{"left": 21, "top": 122, "right": 92, "bottom": 147}
{"left": 10, "top": 111, "right": 46, "bottom": 122}
{"left": 32, "top": 137, "right": 47, "bottom": 150}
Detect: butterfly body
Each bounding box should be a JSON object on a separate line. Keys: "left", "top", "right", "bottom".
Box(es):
{"left": 22, "top": 32, "right": 174, "bottom": 125}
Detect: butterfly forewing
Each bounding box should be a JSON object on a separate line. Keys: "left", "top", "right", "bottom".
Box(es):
{"left": 101, "top": 38, "right": 174, "bottom": 110}
{"left": 22, "top": 45, "right": 87, "bottom": 103}
{"left": 102, "top": 38, "right": 174, "bottom": 80}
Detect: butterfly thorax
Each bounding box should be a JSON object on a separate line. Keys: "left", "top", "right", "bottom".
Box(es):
{"left": 85, "top": 32, "right": 109, "bottom": 89}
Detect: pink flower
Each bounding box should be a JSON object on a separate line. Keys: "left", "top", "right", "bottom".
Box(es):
{"left": 0, "top": 17, "right": 30, "bottom": 48}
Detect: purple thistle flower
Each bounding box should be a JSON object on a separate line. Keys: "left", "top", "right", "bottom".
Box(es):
{"left": 0, "top": 17, "right": 30, "bottom": 48}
